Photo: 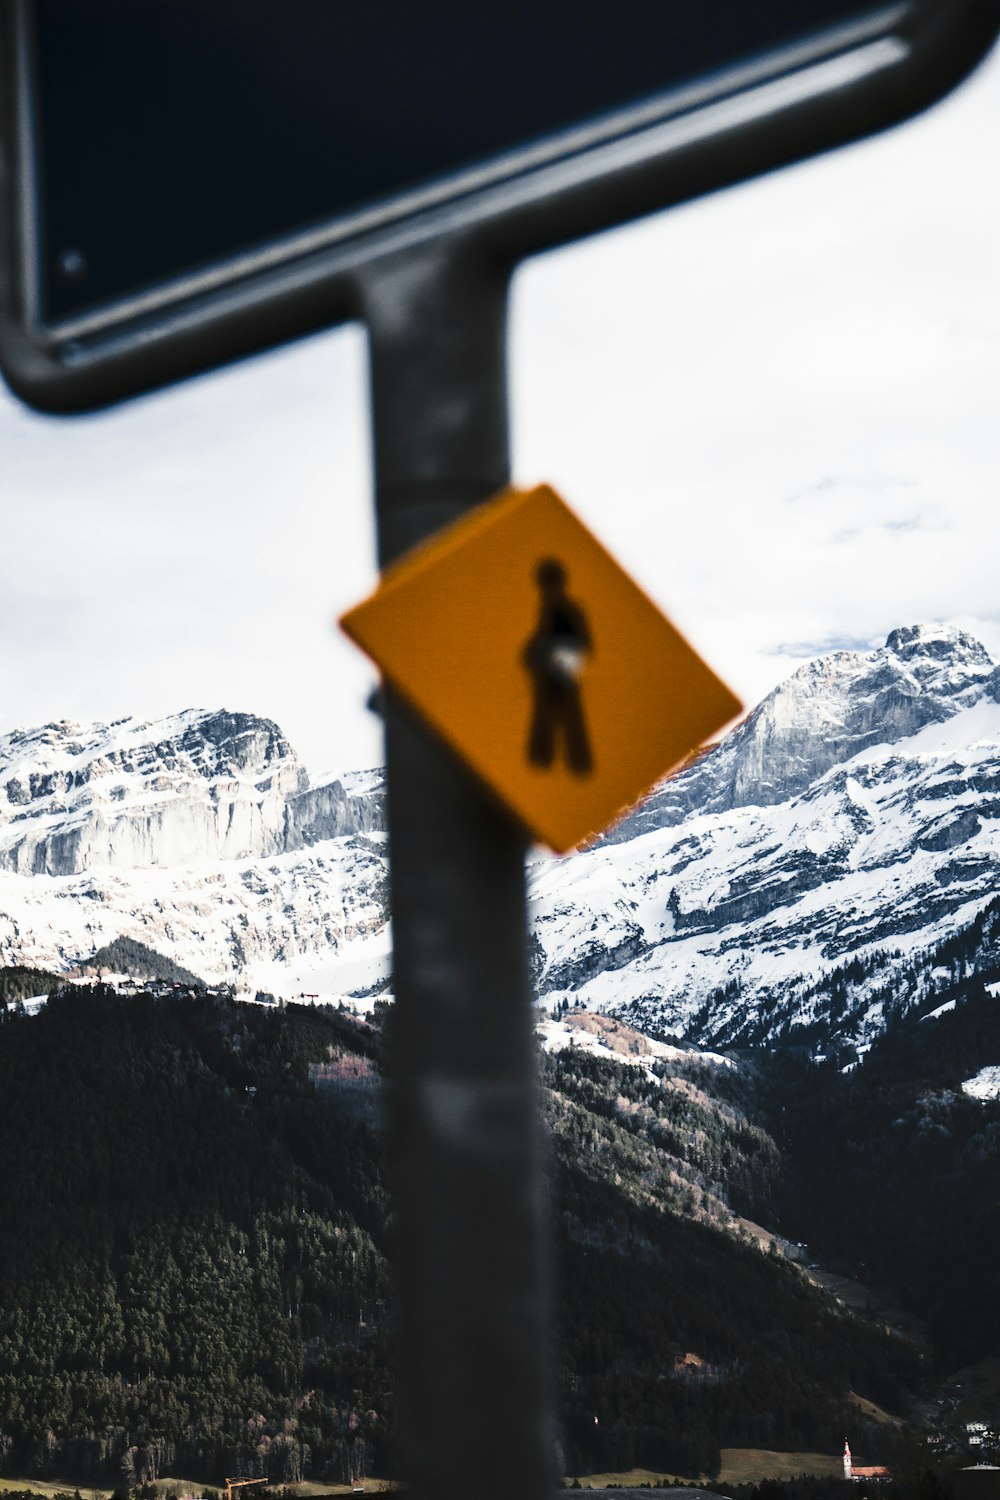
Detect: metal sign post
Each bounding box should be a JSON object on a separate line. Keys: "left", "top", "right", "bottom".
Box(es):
{"left": 363, "top": 242, "right": 552, "bottom": 1498}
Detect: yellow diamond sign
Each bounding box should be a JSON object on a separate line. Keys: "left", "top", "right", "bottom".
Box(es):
{"left": 340, "top": 484, "right": 741, "bottom": 854}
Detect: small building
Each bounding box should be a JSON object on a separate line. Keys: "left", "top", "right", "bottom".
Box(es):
{"left": 844, "top": 1440, "right": 891, "bottom": 1482}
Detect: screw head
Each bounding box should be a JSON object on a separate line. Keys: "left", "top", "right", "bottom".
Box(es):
{"left": 55, "top": 248, "right": 88, "bottom": 284}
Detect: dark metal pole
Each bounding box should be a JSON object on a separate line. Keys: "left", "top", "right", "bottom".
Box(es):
{"left": 360, "top": 241, "right": 554, "bottom": 1500}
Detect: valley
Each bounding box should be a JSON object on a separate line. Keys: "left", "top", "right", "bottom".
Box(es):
{"left": 0, "top": 983, "right": 926, "bottom": 1489}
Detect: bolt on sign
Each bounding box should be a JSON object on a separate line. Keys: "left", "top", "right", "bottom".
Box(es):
{"left": 341, "top": 485, "right": 741, "bottom": 853}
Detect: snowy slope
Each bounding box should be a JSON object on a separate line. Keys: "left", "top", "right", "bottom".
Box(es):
{"left": 0, "top": 832, "right": 389, "bottom": 989}
{"left": 3, "top": 626, "right": 1000, "bottom": 1039}
{"left": 606, "top": 623, "right": 998, "bottom": 837}
{"left": 0, "top": 709, "right": 387, "bottom": 990}
{"left": 0, "top": 710, "right": 382, "bottom": 875}
{"left": 535, "top": 1006, "right": 733, "bottom": 1080}
{"left": 529, "top": 625, "right": 1000, "bottom": 1045}
{"left": 962, "top": 1065, "right": 1000, "bottom": 1101}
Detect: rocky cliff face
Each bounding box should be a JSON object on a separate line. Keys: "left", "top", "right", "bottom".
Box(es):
{"left": 0, "top": 710, "right": 383, "bottom": 876}
{"left": 530, "top": 624, "right": 1000, "bottom": 1046}
{"left": 0, "top": 711, "right": 388, "bottom": 988}
{"left": 0, "top": 831, "right": 389, "bottom": 989}
{"left": 606, "top": 623, "right": 996, "bottom": 839}
{"left": 4, "top": 627, "right": 1000, "bottom": 1035}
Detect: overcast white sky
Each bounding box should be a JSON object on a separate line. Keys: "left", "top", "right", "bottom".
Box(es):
{"left": 2, "top": 41, "right": 999, "bottom": 777}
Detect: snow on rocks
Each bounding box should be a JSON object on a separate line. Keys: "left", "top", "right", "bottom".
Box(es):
{"left": 535, "top": 1007, "right": 731, "bottom": 1081}
{"left": 0, "top": 710, "right": 383, "bottom": 876}
{"left": 529, "top": 626, "right": 1000, "bottom": 1046}
{"left": 4, "top": 625, "right": 1000, "bottom": 1037}
{"left": 961, "top": 1066, "right": 1000, "bottom": 1101}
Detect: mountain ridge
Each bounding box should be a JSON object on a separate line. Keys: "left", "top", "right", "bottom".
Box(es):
{"left": 531, "top": 623, "right": 1000, "bottom": 1049}
{"left": 606, "top": 622, "right": 998, "bottom": 839}
{"left": 0, "top": 708, "right": 382, "bottom": 876}
{"left": 3, "top": 624, "right": 1000, "bottom": 1056}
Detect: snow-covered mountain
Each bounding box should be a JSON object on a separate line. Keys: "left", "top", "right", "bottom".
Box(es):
{"left": 3, "top": 625, "right": 1000, "bottom": 1047}
{"left": 0, "top": 710, "right": 388, "bottom": 986}
{"left": 604, "top": 623, "right": 998, "bottom": 835}
{"left": 530, "top": 623, "right": 1000, "bottom": 1046}
{"left": 0, "top": 710, "right": 382, "bottom": 875}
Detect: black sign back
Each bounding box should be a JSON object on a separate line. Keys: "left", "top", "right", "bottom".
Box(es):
{"left": 2, "top": 0, "right": 998, "bottom": 408}
{"left": 36, "top": 0, "right": 872, "bottom": 323}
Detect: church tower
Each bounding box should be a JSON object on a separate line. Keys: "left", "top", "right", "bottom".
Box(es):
{"left": 844, "top": 1440, "right": 853, "bottom": 1480}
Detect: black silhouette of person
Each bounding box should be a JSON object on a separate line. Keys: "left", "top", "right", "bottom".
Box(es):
{"left": 523, "top": 558, "right": 594, "bottom": 775}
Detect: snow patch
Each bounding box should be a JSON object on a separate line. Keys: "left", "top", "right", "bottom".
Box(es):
{"left": 921, "top": 1000, "right": 957, "bottom": 1022}
{"left": 961, "top": 1066, "right": 1000, "bottom": 1101}
{"left": 536, "top": 1008, "right": 732, "bottom": 1078}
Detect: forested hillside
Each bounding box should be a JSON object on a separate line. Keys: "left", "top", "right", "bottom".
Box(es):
{"left": 0, "top": 990, "right": 919, "bottom": 1487}
{"left": 767, "top": 963, "right": 1000, "bottom": 1371}
{"left": 83, "top": 937, "right": 206, "bottom": 986}
{"left": 0, "top": 965, "right": 60, "bottom": 1003}
{"left": 0, "top": 990, "right": 391, "bottom": 1487}
{"left": 541, "top": 1045, "right": 918, "bottom": 1477}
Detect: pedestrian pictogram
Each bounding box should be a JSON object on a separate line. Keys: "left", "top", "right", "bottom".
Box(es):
{"left": 340, "top": 484, "right": 742, "bottom": 853}
{"left": 524, "top": 558, "right": 594, "bottom": 777}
